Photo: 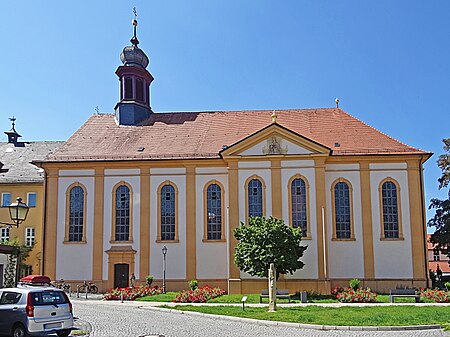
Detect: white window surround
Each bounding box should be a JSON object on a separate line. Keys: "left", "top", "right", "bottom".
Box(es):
{"left": 1, "top": 228, "right": 10, "bottom": 242}
{"left": 25, "top": 227, "right": 35, "bottom": 247}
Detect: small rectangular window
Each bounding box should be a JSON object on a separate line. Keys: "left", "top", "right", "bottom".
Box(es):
{"left": 0, "top": 228, "right": 9, "bottom": 242}
{"left": 27, "top": 193, "right": 37, "bottom": 207}
{"left": 1, "top": 193, "right": 11, "bottom": 207}
{"left": 26, "top": 228, "right": 35, "bottom": 247}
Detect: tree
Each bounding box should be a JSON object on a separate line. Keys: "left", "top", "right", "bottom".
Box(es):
{"left": 234, "top": 216, "right": 307, "bottom": 280}
{"left": 428, "top": 138, "right": 450, "bottom": 260}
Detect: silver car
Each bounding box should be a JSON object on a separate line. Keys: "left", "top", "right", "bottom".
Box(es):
{"left": 0, "top": 284, "right": 73, "bottom": 337}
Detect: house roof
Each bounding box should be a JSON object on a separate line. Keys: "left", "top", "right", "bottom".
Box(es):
{"left": 43, "top": 108, "right": 430, "bottom": 162}
{"left": 0, "top": 141, "right": 64, "bottom": 183}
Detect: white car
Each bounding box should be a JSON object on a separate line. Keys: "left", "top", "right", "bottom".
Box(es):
{"left": 0, "top": 275, "right": 73, "bottom": 337}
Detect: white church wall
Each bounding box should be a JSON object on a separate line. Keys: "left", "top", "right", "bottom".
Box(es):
{"left": 102, "top": 175, "right": 141, "bottom": 280}
{"left": 325, "top": 169, "right": 365, "bottom": 279}
{"left": 195, "top": 174, "right": 228, "bottom": 279}
{"left": 238, "top": 164, "right": 272, "bottom": 279}
{"left": 104, "top": 168, "right": 140, "bottom": 176}
{"left": 371, "top": 169, "right": 413, "bottom": 279}
{"left": 149, "top": 174, "right": 186, "bottom": 279}
{"left": 56, "top": 175, "right": 95, "bottom": 280}
{"left": 59, "top": 170, "right": 95, "bottom": 177}
{"left": 281, "top": 165, "right": 318, "bottom": 279}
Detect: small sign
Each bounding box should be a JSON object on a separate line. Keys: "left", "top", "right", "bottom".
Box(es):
{"left": 241, "top": 296, "right": 248, "bottom": 302}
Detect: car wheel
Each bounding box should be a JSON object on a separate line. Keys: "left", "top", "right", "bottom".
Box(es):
{"left": 12, "top": 323, "right": 29, "bottom": 337}
{"left": 56, "top": 329, "right": 71, "bottom": 337}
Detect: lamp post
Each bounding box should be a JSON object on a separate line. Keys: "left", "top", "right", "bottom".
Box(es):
{"left": 162, "top": 245, "right": 167, "bottom": 293}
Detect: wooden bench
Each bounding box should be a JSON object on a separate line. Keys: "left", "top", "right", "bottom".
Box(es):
{"left": 389, "top": 289, "right": 420, "bottom": 303}
{"left": 260, "top": 289, "right": 294, "bottom": 303}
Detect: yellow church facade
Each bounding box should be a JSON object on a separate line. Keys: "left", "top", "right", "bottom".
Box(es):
{"left": 37, "top": 22, "right": 431, "bottom": 294}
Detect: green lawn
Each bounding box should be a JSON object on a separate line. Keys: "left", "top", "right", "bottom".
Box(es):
{"left": 163, "top": 305, "right": 450, "bottom": 327}
{"left": 136, "top": 292, "right": 178, "bottom": 302}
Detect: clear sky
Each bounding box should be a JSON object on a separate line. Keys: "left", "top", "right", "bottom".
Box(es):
{"left": 0, "top": 1, "right": 448, "bottom": 226}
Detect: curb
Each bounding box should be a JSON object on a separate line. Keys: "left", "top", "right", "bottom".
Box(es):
{"left": 137, "top": 305, "right": 442, "bottom": 332}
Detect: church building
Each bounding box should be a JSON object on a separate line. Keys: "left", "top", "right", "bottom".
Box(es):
{"left": 37, "top": 19, "right": 431, "bottom": 293}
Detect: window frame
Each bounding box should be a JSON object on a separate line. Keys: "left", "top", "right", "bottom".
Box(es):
{"left": 245, "top": 175, "right": 266, "bottom": 219}
{"left": 378, "top": 177, "right": 404, "bottom": 240}
{"left": 25, "top": 227, "right": 35, "bottom": 247}
{"left": 1, "top": 192, "right": 11, "bottom": 207}
{"left": 110, "top": 182, "right": 133, "bottom": 243}
{"left": 156, "top": 181, "right": 179, "bottom": 243}
{"left": 203, "top": 180, "right": 226, "bottom": 242}
{"left": 27, "top": 192, "right": 37, "bottom": 207}
{"left": 331, "top": 178, "right": 355, "bottom": 241}
{"left": 64, "top": 182, "right": 87, "bottom": 244}
{"left": 0, "top": 227, "right": 10, "bottom": 242}
{"left": 288, "top": 174, "right": 311, "bottom": 239}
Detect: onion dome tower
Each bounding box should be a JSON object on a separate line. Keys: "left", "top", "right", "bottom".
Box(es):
{"left": 4, "top": 117, "right": 22, "bottom": 146}
{"left": 114, "top": 10, "right": 154, "bottom": 126}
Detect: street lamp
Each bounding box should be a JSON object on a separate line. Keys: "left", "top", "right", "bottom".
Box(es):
{"left": 162, "top": 245, "right": 168, "bottom": 293}
{"left": 0, "top": 197, "right": 29, "bottom": 228}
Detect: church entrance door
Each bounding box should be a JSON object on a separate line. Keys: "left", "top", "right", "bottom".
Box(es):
{"left": 114, "top": 263, "right": 129, "bottom": 288}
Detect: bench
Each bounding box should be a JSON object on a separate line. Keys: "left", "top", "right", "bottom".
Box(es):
{"left": 389, "top": 289, "right": 420, "bottom": 303}
{"left": 260, "top": 289, "right": 294, "bottom": 303}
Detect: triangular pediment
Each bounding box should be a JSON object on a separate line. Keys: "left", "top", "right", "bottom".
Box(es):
{"left": 220, "top": 123, "right": 331, "bottom": 158}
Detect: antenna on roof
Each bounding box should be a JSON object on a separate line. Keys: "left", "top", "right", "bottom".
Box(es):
{"left": 335, "top": 98, "right": 339, "bottom": 108}
{"left": 8, "top": 116, "right": 16, "bottom": 130}
{"left": 94, "top": 106, "right": 100, "bottom": 115}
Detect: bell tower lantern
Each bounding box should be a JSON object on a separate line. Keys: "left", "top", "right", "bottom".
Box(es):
{"left": 114, "top": 9, "right": 154, "bottom": 126}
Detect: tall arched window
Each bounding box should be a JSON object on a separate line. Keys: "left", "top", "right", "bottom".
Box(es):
{"left": 381, "top": 180, "right": 400, "bottom": 239}
{"left": 68, "top": 185, "right": 85, "bottom": 242}
{"left": 247, "top": 178, "right": 263, "bottom": 218}
{"left": 136, "top": 78, "right": 144, "bottom": 102}
{"left": 206, "top": 183, "right": 223, "bottom": 240}
{"left": 334, "top": 181, "right": 351, "bottom": 239}
{"left": 115, "top": 185, "right": 130, "bottom": 241}
{"left": 291, "top": 178, "right": 308, "bottom": 237}
{"left": 160, "top": 184, "right": 176, "bottom": 241}
{"left": 124, "top": 77, "right": 133, "bottom": 99}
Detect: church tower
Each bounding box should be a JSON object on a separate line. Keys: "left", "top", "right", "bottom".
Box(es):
{"left": 114, "top": 11, "right": 154, "bottom": 125}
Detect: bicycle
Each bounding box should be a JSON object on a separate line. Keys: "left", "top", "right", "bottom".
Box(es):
{"left": 77, "top": 281, "right": 98, "bottom": 294}
{"left": 52, "top": 279, "right": 71, "bottom": 293}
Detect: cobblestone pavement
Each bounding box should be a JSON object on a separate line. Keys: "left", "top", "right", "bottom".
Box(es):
{"left": 71, "top": 300, "right": 449, "bottom": 337}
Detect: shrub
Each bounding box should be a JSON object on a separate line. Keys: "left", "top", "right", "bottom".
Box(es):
{"left": 419, "top": 289, "right": 450, "bottom": 303}
{"left": 349, "top": 278, "right": 361, "bottom": 291}
{"left": 445, "top": 282, "right": 450, "bottom": 291}
{"left": 174, "top": 285, "right": 225, "bottom": 303}
{"left": 103, "top": 285, "right": 162, "bottom": 301}
{"left": 145, "top": 275, "right": 154, "bottom": 286}
{"left": 331, "top": 286, "right": 345, "bottom": 299}
{"left": 188, "top": 279, "right": 198, "bottom": 290}
{"left": 336, "top": 288, "right": 377, "bottom": 303}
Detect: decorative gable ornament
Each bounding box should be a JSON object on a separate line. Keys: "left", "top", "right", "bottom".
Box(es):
{"left": 262, "top": 136, "right": 288, "bottom": 155}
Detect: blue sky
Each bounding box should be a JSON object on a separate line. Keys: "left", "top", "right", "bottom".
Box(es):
{"left": 0, "top": 1, "right": 448, "bottom": 225}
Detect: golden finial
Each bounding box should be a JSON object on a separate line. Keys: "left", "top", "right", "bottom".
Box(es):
{"left": 271, "top": 110, "right": 278, "bottom": 123}
{"left": 335, "top": 98, "right": 339, "bottom": 108}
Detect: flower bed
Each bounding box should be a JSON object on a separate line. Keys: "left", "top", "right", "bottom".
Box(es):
{"left": 335, "top": 288, "right": 378, "bottom": 303}
{"left": 419, "top": 289, "right": 450, "bottom": 303}
{"left": 173, "top": 285, "right": 225, "bottom": 303}
{"left": 104, "top": 285, "right": 163, "bottom": 301}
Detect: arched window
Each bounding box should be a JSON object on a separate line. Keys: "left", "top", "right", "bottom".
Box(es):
{"left": 247, "top": 178, "right": 263, "bottom": 218}
{"left": 125, "top": 77, "right": 133, "bottom": 99}
{"left": 381, "top": 180, "right": 400, "bottom": 239}
{"left": 206, "top": 183, "right": 223, "bottom": 240}
{"left": 334, "top": 181, "right": 351, "bottom": 239}
{"left": 160, "top": 184, "right": 176, "bottom": 241}
{"left": 68, "top": 185, "right": 85, "bottom": 242}
{"left": 114, "top": 184, "right": 130, "bottom": 241}
{"left": 291, "top": 178, "right": 308, "bottom": 237}
{"left": 136, "top": 78, "right": 144, "bottom": 102}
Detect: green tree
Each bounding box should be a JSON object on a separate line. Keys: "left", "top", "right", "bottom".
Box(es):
{"left": 234, "top": 216, "right": 307, "bottom": 279}
{"left": 428, "top": 138, "right": 450, "bottom": 260}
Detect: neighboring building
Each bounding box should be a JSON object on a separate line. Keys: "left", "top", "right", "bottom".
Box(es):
{"left": 0, "top": 120, "right": 62, "bottom": 286}
{"left": 427, "top": 234, "right": 450, "bottom": 277}
{"left": 37, "top": 21, "right": 432, "bottom": 294}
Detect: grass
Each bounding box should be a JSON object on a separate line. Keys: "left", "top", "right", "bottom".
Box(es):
{"left": 163, "top": 305, "right": 450, "bottom": 327}
{"left": 136, "top": 292, "right": 420, "bottom": 304}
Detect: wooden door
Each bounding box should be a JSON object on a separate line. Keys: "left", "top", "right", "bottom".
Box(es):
{"left": 114, "top": 263, "right": 129, "bottom": 288}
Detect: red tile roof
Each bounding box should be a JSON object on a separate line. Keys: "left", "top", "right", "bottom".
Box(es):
{"left": 44, "top": 108, "right": 429, "bottom": 162}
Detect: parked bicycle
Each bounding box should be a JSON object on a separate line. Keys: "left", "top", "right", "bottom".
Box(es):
{"left": 77, "top": 280, "right": 98, "bottom": 294}
{"left": 52, "top": 279, "right": 71, "bottom": 292}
